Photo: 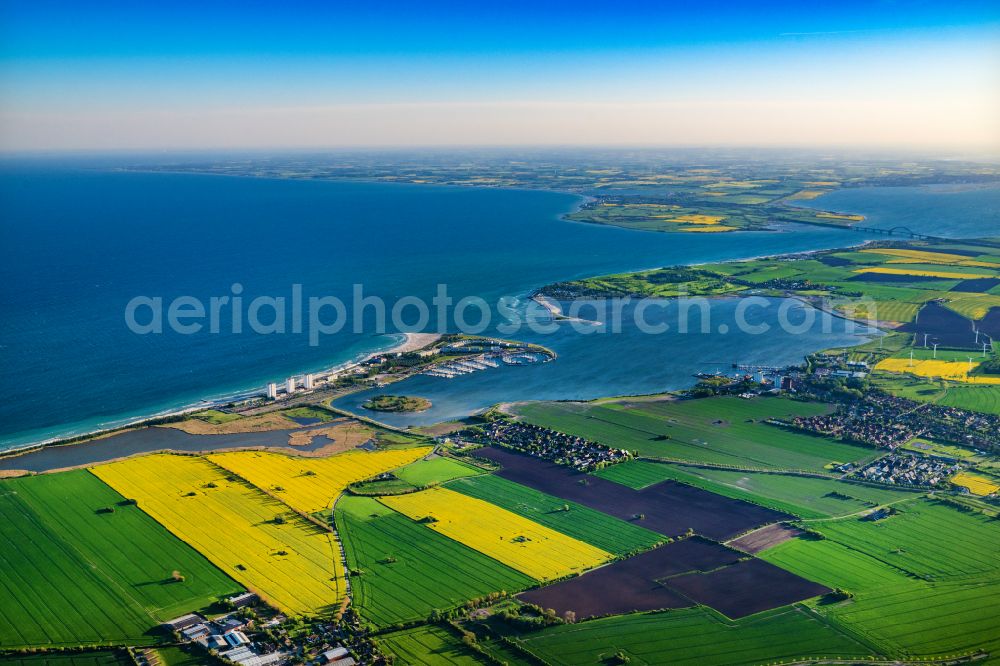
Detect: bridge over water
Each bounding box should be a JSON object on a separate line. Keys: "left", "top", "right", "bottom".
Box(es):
{"left": 849, "top": 225, "right": 940, "bottom": 241}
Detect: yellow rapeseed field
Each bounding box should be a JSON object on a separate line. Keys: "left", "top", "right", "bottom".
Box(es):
{"left": 875, "top": 358, "right": 1000, "bottom": 384}
{"left": 380, "top": 487, "right": 611, "bottom": 581}
{"left": 92, "top": 454, "right": 344, "bottom": 615}
{"left": 672, "top": 214, "right": 725, "bottom": 225}
{"left": 208, "top": 447, "right": 432, "bottom": 514}
{"left": 786, "top": 190, "right": 827, "bottom": 200}
{"left": 951, "top": 472, "right": 1000, "bottom": 496}
{"left": 703, "top": 180, "right": 768, "bottom": 189}
{"left": 861, "top": 248, "right": 999, "bottom": 269}
{"left": 942, "top": 294, "right": 1000, "bottom": 320}
{"left": 884, "top": 258, "right": 998, "bottom": 269}
{"left": 816, "top": 212, "right": 864, "bottom": 222}
{"left": 855, "top": 267, "right": 994, "bottom": 280}
{"left": 650, "top": 213, "right": 724, "bottom": 225}
{"left": 680, "top": 225, "right": 738, "bottom": 233}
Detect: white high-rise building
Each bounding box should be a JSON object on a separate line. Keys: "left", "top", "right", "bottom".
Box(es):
{"left": 266, "top": 382, "right": 277, "bottom": 400}
{"left": 285, "top": 377, "right": 296, "bottom": 394}
{"left": 303, "top": 374, "right": 315, "bottom": 390}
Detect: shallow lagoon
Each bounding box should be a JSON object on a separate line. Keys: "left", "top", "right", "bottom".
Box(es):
{"left": 335, "top": 298, "right": 876, "bottom": 427}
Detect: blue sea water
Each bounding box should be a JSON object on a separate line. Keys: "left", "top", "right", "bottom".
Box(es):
{"left": 1, "top": 165, "right": 996, "bottom": 450}
{"left": 796, "top": 184, "right": 1000, "bottom": 238}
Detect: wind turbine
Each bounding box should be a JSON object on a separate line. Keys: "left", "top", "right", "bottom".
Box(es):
{"left": 909, "top": 350, "right": 914, "bottom": 367}
{"left": 984, "top": 341, "right": 991, "bottom": 358}
{"left": 923, "top": 333, "right": 929, "bottom": 348}
{"left": 968, "top": 357, "right": 975, "bottom": 375}
{"left": 932, "top": 343, "right": 939, "bottom": 359}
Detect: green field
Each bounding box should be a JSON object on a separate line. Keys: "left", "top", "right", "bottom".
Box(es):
{"left": 0, "top": 653, "right": 132, "bottom": 666}
{"left": 762, "top": 536, "right": 1000, "bottom": 659}
{"left": 395, "top": 457, "right": 483, "bottom": 487}
{"left": 362, "top": 395, "right": 432, "bottom": 413}
{"left": 937, "top": 384, "right": 1000, "bottom": 415}
{"left": 281, "top": 405, "right": 337, "bottom": 422}
{"left": 515, "top": 606, "right": 871, "bottom": 665}
{"left": 516, "top": 397, "right": 873, "bottom": 472}
{"left": 901, "top": 438, "right": 981, "bottom": 460}
{"left": 153, "top": 646, "right": 216, "bottom": 666}
{"left": 827, "top": 577, "right": 1000, "bottom": 659}
{"left": 811, "top": 499, "right": 1000, "bottom": 580}
{"left": 190, "top": 409, "right": 243, "bottom": 424}
{"left": 762, "top": 536, "right": 915, "bottom": 593}
{"left": 335, "top": 496, "right": 533, "bottom": 627}
{"left": 0, "top": 471, "right": 241, "bottom": 649}
{"left": 872, "top": 371, "right": 1000, "bottom": 416}
{"left": 376, "top": 624, "right": 484, "bottom": 665}
{"left": 838, "top": 299, "right": 922, "bottom": 323}
{"left": 595, "top": 461, "right": 921, "bottom": 519}
{"left": 447, "top": 474, "right": 662, "bottom": 555}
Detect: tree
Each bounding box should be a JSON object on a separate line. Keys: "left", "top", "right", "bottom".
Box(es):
{"left": 611, "top": 650, "right": 631, "bottom": 664}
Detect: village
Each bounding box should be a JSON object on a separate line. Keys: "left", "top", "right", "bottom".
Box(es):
{"left": 851, "top": 452, "right": 959, "bottom": 489}
{"left": 467, "top": 419, "right": 633, "bottom": 471}
{"left": 157, "top": 594, "right": 381, "bottom": 666}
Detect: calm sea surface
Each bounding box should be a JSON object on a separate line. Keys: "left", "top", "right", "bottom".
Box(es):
{"left": 1, "top": 165, "right": 996, "bottom": 450}
{"left": 796, "top": 184, "right": 1000, "bottom": 238}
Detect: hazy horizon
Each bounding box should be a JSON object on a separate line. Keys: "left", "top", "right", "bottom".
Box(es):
{"left": 1, "top": 1, "right": 998, "bottom": 152}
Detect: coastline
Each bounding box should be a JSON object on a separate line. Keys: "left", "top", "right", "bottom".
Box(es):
{"left": 1, "top": 175, "right": 927, "bottom": 462}
{"left": 530, "top": 292, "right": 603, "bottom": 325}
{"left": 0, "top": 331, "right": 441, "bottom": 461}
{"left": 0, "top": 230, "right": 869, "bottom": 460}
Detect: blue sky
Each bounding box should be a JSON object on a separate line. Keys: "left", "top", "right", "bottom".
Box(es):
{"left": 1, "top": 1, "right": 998, "bottom": 151}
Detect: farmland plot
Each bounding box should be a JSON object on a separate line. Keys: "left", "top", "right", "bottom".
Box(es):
{"left": 335, "top": 496, "right": 532, "bottom": 627}
{"left": 0, "top": 653, "right": 133, "bottom": 666}
{"left": 0, "top": 471, "right": 240, "bottom": 649}
{"left": 379, "top": 487, "right": 611, "bottom": 581}
{"left": 827, "top": 577, "right": 1000, "bottom": 659}
{"left": 394, "top": 456, "right": 482, "bottom": 487}
{"left": 763, "top": 537, "right": 1000, "bottom": 659}
{"left": 811, "top": 500, "right": 1000, "bottom": 579}
{"left": 597, "top": 461, "right": 918, "bottom": 519}
{"left": 93, "top": 454, "right": 344, "bottom": 616}
{"left": 515, "top": 397, "right": 869, "bottom": 472}
{"left": 207, "top": 447, "right": 431, "bottom": 514}
{"left": 377, "top": 625, "right": 484, "bottom": 665}
{"left": 516, "top": 607, "right": 871, "bottom": 665}
{"left": 447, "top": 474, "right": 662, "bottom": 555}
{"left": 518, "top": 538, "right": 734, "bottom": 619}
{"left": 477, "top": 447, "right": 788, "bottom": 541}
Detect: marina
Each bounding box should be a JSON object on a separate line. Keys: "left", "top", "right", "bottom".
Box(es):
{"left": 423, "top": 348, "right": 551, "bottom": 379}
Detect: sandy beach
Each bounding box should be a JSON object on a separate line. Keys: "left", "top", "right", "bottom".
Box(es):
{"left": 531, "top": 293, "right": 603, "bottom": 326}
{"left": 0, "top": 331, "right": 443, "bottom": 461}
{"left": 392, "top": 332, "right": 443, "bottom": 353}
